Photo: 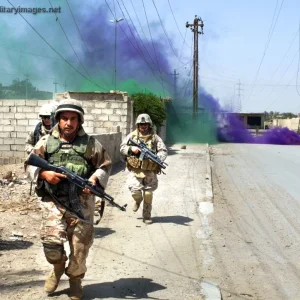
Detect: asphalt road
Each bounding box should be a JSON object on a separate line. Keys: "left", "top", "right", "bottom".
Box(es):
{"left": 16, "top": 144, "right": 211, "bottom": 300}
{"left": 204, "top": 143, "right": 300, "bottom": 300}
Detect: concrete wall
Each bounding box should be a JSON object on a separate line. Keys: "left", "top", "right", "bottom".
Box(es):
{"left": 272, "top": 117, "right": 300, "bottom": 131}
{"left": 0, "top": 91, "right": 134, "bottom": 164}
{"left": 0, "top": 91, "right": 169, "bottom": 165}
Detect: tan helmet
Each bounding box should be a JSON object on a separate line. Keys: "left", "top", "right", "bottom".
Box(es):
{"left": 55, "top": 99, "right": 85, "bottom": 123}
{"left": 39, "top": 103, "right": 57, "bottom": 117}
{"left": 136, "top": 113, "right": 153, "bottom": 126}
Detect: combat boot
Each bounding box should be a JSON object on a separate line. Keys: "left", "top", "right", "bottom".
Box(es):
{"left": 131, "top": 191, "right": 143, "bottom": 212}
{"left": 143, "top": 191, "right": 153, "bottom": 224}
{"left": 143, "top": 203, "right": 153, "bottom": 225}
{"left": 44, "top": 262, "right": 66, "bottom": 294}
{"left": 69, "top": 277, "right": 83, "bottom": 300}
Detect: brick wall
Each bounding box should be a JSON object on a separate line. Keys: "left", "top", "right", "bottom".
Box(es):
{"left": 0, "top": 91, "right": 134, "bottom": 164}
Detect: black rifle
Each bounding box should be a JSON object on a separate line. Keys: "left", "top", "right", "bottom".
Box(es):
{"left": 127, "top": 138, "right": 168, "bottom": 169}
{"left": 26, "top": 153, "right": 127, "bottom": 221}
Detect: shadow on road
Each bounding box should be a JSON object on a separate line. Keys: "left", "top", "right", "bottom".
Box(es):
{"left": 94, "top": 227, "right": 116, "bottom": 239}
{"left": 150, "top": 215, "right": 193, "bottom": 226}
{"left": 0, "top": 239, "right": 33, "bottom": 251}
{"left": 111, "top": 160, "right": 126, "bottom": 176}
{"left": 52, "top": 277, "right": 167, "bottom": 299}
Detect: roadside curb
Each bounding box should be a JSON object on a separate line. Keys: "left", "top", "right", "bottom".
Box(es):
{"left": 200, "top": 144, "right": 222, "bottom": 300}
{"left": 205, "top": 143, "right": 213, "bottom": 202}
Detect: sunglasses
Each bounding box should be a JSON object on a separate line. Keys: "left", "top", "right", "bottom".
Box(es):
{"left": 41, "top": 116, "right": 51, "bottom": 119}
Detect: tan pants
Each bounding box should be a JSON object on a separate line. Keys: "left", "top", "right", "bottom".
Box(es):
{"left": 40, "top": 195, "right": 95, "bottom": 278}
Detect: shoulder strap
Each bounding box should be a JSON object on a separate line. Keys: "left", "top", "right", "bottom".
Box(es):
{"left": 33, "top": 122, "right": 42, "bottom": 145}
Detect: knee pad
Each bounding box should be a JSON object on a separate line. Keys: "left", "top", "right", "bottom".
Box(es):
{"left": 43, "top": 243, "right": 65, "bottom": 264}
{"left": 132, "top": 191, "right": 143, "bottom": 203}
{"left": 144, "top": 191, "right": 153, "bottom": 204}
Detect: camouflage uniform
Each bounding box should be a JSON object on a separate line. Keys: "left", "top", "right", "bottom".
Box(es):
{"left": 25, "top": 124, "right": 51, "bottom": 154}
{"left": 25, "top": 103, "right": 57, "bottom": 154}
{"left": 120, "top": 114, "right": 167, "bottom": 224}
{"left": 25, "top": 100, "right": 111, "bottom": 299}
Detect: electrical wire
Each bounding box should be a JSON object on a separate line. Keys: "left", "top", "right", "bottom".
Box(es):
{"left": 167, "top": 0, "right": 191, "bottom": 49}
{"left": 296, "top": 20, "right": 300, "bottom": 97}
{"left": 104, "top": 0, "right": 174, "bottom": 91}
{"left": 244, "top": 0, "right": 285, "bottom": 109}
{"left": 151, "top": 0, "right": 186, "bottom": 66}
{"left": 117, "top": 0, "right": 166, "bottom": 95}
{"left": 6, "top": 0, "right": 106, "bottom": 90}
{"left": 48, "top": 0, "right": 109, "bottom": 90}
{"left": 65, "top": 0, "right": 90, "bottom": 53}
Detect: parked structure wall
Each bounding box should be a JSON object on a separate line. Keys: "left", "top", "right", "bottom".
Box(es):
{"left": 0, "top": 91, "right": 169, "bottom": 165}
{"left": 0, "top": 91, "right": 134, "bottom": 164}
{"left": 272, "top": 117, "right": 300, "bottom": 132}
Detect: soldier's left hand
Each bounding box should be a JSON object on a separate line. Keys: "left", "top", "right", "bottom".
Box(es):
{"left": 83, "top": 175, "right": 98, "bottom": 194}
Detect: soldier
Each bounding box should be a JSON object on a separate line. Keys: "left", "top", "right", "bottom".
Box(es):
{"left": 25, "top": 103, "right": 57, "bottom": 154}
{"left": 120, "top": 113, "right": 167, "bottom": 224}
{"left": 25, "top": 99, "right": 112, "bottom": 300}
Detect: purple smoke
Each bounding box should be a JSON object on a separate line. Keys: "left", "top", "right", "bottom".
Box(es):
{"left": 218, "top": 113, "right": 300, "bottom": 145}
{"left": 76, "top": 4, "right": 172, "bottom": 84}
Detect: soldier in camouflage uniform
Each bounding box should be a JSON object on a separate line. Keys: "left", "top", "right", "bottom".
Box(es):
{"left": 120, "top": 113, "right": 167, "bottom": 225}
{"left": 25, "top": 99, "right": 112, "bottom": 300}
{"left": 25, "top": 103, "right": 57, "bottom": 154}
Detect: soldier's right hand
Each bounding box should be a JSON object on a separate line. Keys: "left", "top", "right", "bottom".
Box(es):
{"left": 39, "top": 171, "right": 67, "bottom": 184}
{"left": 131, "top": 146, "right": 141, "bottom": 154}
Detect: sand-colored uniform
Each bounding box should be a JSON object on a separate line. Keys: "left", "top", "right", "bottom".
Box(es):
{"left": 120, "top": 129, "right": 167, "bottom": 221}
{"left": 26, "top": 124, "right": 111, "bottom": 278}
{"left": 25, "top": 122, "right": 51, "bottom": 154}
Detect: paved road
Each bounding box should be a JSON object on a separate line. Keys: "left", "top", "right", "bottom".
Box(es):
{"left": 19, "top": 144, "right": 211, "bottom": 300}
{"left": 84, "top": 144, "right": 209, "bottom": 300}
{"left": 204, "top": 143, "right": 300, "bottom": 300}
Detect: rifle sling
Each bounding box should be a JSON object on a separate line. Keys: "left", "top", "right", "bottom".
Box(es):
{"left": 44, "top": 181, "right": 91, "bottom": 224}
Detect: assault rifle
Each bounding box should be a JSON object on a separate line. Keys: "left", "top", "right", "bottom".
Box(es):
{"left": 26, "top": 153, "right": 127, "bottom": 222}
{"left": 127, "top": 138, "right": 168, "bottom": 169}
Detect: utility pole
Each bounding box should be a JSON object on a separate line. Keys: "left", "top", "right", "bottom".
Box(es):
{"left": 109, "top": 18, "right": 124, "bottom": 95}
{"left": 24, "top": 71, "right": 29, "bottom": 100}
{"left": 53, "top": 80, "right": 58, "bottom": 99}
{"left": 171, "top": 69, "right": 179, "bottom": 102}
{"left": 186, "top": 15, "right": 204, "bottom": 115}
{"left": 64, "top": 79, "right": 67, "bottom": 92}
{"left": 236, "top": 79, "right": 243, "bottom": 112}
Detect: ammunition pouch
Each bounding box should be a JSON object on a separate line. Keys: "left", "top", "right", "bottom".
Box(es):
{"left": 126, "top": 156, "right": 161, "bottom": 173}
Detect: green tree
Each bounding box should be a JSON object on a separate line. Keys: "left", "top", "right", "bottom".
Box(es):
{"left": 131, "top": 93, "right": 167, "bottom": 129}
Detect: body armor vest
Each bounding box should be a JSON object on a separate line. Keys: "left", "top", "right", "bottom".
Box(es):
{"left": 44, "top": 134, "right": 94, "bottom": 196}
{"left": 126, "top": 129, "right": 161, "bottom": 172}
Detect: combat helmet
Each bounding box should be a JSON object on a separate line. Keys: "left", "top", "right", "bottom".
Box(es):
{"left": 39, "top": 103, "right": 57, "bottom": 117}
{"left": 55, "top": 99, "right": 85, "bottom": 123}
{"left": 136, "top": 113, "right": 153, "bottom": 127}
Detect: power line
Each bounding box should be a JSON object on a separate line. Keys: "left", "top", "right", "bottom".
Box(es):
{"left": 117, "top": 0, "right": 166, "bottom": 95}
{"left": 104, "top": 0, "right": 174, "bottom": 91}
{"left": 244, "top": 0, "right": 285, "bottom": 109}
{"left": 48, "top": 0, "right": 109, "bottom": 90}
{"left": 65, "top": 0, "right": 90, "bottom": 53}
{"left": 296, "top": 20, "right": 300, "bottom": 97}
{"left": 265, "top": 72, "right": 297, "bottom": 110}
{"left": 6, "top": 0, "right": 106, "bottom": 91}
{"left": 167, "top": 0, "right": 191, "bottom": 49}
{"left": 262, "top": 49, "right": 298, "bottom": 107}
{"left": 151, "top": 0, "right": 186, "bottom": 66}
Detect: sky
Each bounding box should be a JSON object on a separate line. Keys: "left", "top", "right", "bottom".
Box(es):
{"left": 0, "top": 0, "right": 300, "bottom": 114}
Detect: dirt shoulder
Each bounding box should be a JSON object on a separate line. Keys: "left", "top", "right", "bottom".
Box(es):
{"left": 0, "top": 161, "right": 126, "bottom": 300}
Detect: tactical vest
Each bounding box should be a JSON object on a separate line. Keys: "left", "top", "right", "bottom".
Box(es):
{"left": 33, "top": 122, "right": 43, "bottom": 145}
{"left": 126, "top": 129, "right": 161, "bottom": 172}
{"left": 44, "top": 134, "right": 94, "bottom": 196}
